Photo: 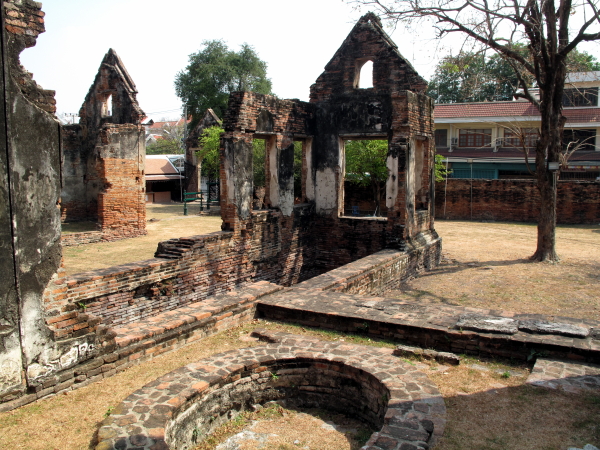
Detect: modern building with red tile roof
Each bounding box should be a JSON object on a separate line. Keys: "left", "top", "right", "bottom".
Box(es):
{"left": 435, "top": 72, "right": 600, "bottom": 180}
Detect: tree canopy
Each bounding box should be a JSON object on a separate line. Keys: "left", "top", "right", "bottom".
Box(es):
{"left": 428, "top": 47, "right": 600, "bottom": 103}
{"left": 350, "top": 0, "right": 600, "bottom": 262}
{"left": 175, "top": 40, "right": 272, "bottom": 128}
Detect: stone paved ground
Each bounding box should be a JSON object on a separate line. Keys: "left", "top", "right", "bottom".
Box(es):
{"left": 96, "top": 332, "right": 447, "bottom": 450}
{"left": 527, "top": 358, "right": 600, "bottom": 393}
{"left": 258, "top": 288, "right": 600, "bottom": 363}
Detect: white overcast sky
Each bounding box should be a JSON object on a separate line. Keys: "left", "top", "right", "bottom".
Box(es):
{"left": 21, "top": 0, "right": 600, "bottom": 122}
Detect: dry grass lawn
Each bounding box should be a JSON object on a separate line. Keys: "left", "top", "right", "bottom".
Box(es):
{"left": 388, "top": 220, "right": 600, "bottom": 320}
{"left": 62, "top": 204, "right": 222, "bottom": 275}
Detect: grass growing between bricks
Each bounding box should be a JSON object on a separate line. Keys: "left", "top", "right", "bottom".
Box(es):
{"left": 0, "top": 320, "right": 598, "bottom": 450}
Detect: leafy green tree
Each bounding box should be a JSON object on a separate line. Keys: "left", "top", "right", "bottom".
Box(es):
{"left": 196, "top": 128, "right": 272, "bottom": 187}
{"left": 345, "top": 140, "right": 389, "bottom": 215}
{"left": 434, "top": 154, "right": 452, "bottom": 181}
{"left": 197, "top": 125, "right": 222, "bottom": 181}
{"left": 428, "top": 47, "right": 600, "bottom": 103}
{"left": 175, "top": 40, "right": 273, "bottom": 128}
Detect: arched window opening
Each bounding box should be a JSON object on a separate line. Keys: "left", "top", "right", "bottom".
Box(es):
{"left": 358, "top": 61, "right": 374, "bottom": 89}
{"left": 102, "top": 94, "right": 113, "bottom": 117}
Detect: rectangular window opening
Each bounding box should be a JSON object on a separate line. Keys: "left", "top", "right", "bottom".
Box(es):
{"left": 343, "top": 139, "right": 388, "bottom": 218}
{"left": 563, "top": 87, "right": 598, "bottom": 107}
{"left": 252, "top": 138, "right": 266, "bottom": 209}
{"left": 563, "top": 129, "right": 596, "bottom": 151}
{"left": 293, "top": 140, "right": 303, "bottom": 202}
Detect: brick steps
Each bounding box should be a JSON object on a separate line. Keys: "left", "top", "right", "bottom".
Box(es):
{"left": 111, "top": 281, "right": 283, "bottom": 350}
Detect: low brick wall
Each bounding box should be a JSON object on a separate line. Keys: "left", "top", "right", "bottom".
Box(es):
{"left": 1, "top": 282, "right": 281, "bottom": 412}
{"left": 61, "top": 231, "right": 104, "bottom": 247}
{"left": 0, "top": 204, "right": 443, "bottom": 410}
{"left": 435, "top": 179, "right": 600, "bottom": 224}
{"left": 95, "top": 333, "right": 446, "bottom": 450}
{"left": 61, "top": 230, "right": 152, "bottom": 247}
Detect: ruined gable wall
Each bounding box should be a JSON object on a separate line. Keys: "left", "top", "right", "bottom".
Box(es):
{"left": 0, "top": 0, "right": 62, "bottom": 403}
{"left": 309, "top": 14, "right": 427, "bottom": 103}
{"left": 60, "top": 50, "right": 146, "bottom": 240}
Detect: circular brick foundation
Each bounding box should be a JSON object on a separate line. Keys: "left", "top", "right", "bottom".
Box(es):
{"left": 95, "top": 334, "right": 446, "bottom": 450}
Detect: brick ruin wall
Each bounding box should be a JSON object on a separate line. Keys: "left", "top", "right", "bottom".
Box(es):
{"left": 60, "top": 48, "right": 146, "bottom": 242}
{"left": 60, "top": 124, "right": 146, "bottom": 240}
{"left": 0, "top": 10, "right": 443, "bottom": 410}
{"left": 96, "top": 125, "right": 146, "bottom": 237}
{"left": 435, "top": 179, "right": 600, "bottom": 224}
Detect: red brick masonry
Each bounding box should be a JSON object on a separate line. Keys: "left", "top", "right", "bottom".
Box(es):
{"left": 95, "top": 332, "right": 446, "bottom": 450}
{"left": 435, "top": 179, "right": 600, "bottom": 224}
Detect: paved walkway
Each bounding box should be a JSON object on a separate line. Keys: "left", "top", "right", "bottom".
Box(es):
{"left": 527, "top": 358, "right": 600, "bottom": 393}
{"left": 258, "top": 287, "right": 600, "bottom": 363}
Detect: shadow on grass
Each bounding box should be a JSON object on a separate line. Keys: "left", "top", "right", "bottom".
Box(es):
{"left": 437, "top": 383, "right": 600, "bottom": 450}
{"left": 415, "top": 258, "right": 533, "bottom": 279}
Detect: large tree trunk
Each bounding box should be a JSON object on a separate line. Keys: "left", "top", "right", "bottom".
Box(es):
{"left": 531, "top": 73, "right": 565, "bottom": 263}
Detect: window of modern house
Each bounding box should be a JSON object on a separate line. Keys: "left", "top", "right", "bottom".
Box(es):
{"left": 562, "top": 87, "right": 598, "bottom": 107}
{"left": 458, "top": 129, "right": 492, "bottom": 147}
{"left": 435, "top": 129, "right": 448, "bottom": 147}
{"left": 504, "top": 128, "right": 538, "bottom": 148}
{"left": 563, "top": 129, "right": 596, "bottom": 151}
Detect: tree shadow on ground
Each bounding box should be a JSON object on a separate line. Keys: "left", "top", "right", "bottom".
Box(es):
{"left": 415, "top": 257, "right": 533, "bottom": 279}
{"left": 436, "top": 383, "right": 600, "bottom": 450}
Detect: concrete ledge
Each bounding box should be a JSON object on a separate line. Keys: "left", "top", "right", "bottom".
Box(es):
{"left": 95, "top": 333, "right": 446, "bottom": 450}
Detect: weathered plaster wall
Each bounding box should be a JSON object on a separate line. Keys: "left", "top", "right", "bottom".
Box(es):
{"left": 0, "top": 0, "right": 62, "bottom": 402}
{"left": 60, "top": 124, "right": 101, "bottom": 222}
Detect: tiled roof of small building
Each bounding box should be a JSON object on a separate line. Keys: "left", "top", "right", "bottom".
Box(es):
{"left": 434, "top": 101, "right": 600, "bottom": 123}
{"left": 145, "top": 156, "right": 179, "bottom": 175}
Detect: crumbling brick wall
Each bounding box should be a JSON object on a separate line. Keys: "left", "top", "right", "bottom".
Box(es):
{"left": 60, "top": 49, "right": 146, "bottom": 240}
{"left": 435, "top": 179, "right": 600, "bottom": 224}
